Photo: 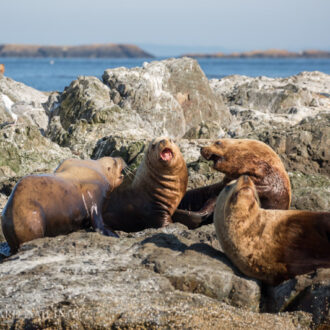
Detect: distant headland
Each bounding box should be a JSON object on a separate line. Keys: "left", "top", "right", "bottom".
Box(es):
{"left": 182, "top": 49, "right": 330, "bottom": 59}
{"left": 0, "top": 43, "right": 153, "bottom": 58}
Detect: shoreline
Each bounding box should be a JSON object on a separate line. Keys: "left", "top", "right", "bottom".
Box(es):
{"left": 0, "top": 43, "right": 154, "bottom": 58}
{"left": 182, "top": 49, "right": 330, "bottom": 59}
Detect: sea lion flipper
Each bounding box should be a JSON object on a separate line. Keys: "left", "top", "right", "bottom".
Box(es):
{"left": 178, "top": 180, "right": 227, "bottom": 212}
{"left": 172, "top": 209, "right": 204, "bottom": 228}
{"left": 283, "top": 213, "right": 330, "bottom": 275}
{"left": 91, "top": 207, "right": 119, "bottom": 238}
{"left": 173, "top": 180, "right": 228, "bottom": 228}
{"left": 173, "top": 196, "right": 217, "bottom": 228}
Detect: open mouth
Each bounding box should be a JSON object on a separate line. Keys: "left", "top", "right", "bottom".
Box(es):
{"left": 160, "top": 148, "right": 173, "bottom": 162}
{"left": 209, "top": 154, "right": 224, "bottom": 167}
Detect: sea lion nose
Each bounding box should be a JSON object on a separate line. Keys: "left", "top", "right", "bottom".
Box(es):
{"left": 243, "top": 175, "right": 250, "bottom": 183}
{"left": 160, "top": 139, "right": 166, "bottom": 145}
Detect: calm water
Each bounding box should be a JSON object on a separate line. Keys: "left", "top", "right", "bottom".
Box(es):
{"left": 1, "top": 57, "right": 330, "bottom": 92}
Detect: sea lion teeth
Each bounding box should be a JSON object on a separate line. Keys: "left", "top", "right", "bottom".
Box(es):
{"left": 160, "top": 148, "right": 173, "bottom": 161}
{"left": 209, "top": 154, "right": 224, "bottom": 167}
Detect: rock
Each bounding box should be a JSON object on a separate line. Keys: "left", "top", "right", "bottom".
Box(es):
{"left": 0, "top": 66, "right": 329, "bottom": 328}
{"left": 265, "top": 268, "right": 330, "bottom": 327}
{"left": 244, "top": 112, "right": 330, "bottom": 176}
{"left": 0, "top": 225, "right": 312, "bottom": 329}
{"left": 92, "top": 135, "right": 147, "bottom": 171}
{"left": 47, "top": 76, "right": 152, "bottom": 157}
{"left": 210, "top": 71, "right": 330, "bottom": 136}
{"left": 0, "top": 125, "right": 72, "bottom": 179}
{"left": 290, "top": 172, "right": 330, "bottom": 211}
{"left": 48, "top": 58, "right": 230, "bottom": 157}
{"left": 0, "top": 75, "right": 49, "bottom": 131}
{"left": 103, "top": 57, "right": 230, "bottom": 138}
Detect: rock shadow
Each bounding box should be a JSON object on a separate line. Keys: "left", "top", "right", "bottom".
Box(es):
{"left": 140, "top": 232, "right": 244, "bottom": 277}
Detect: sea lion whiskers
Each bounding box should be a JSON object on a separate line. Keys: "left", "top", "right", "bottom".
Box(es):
{"left": 123, "top": 166, "right": 134, "bottom": 179}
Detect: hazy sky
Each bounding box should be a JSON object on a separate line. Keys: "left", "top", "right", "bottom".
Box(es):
{"left": 1, "top": 0, "right": 329, "bottom": 56}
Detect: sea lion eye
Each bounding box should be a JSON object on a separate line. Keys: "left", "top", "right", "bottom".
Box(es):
{"left": 215, "top": 141, "right": 222, "bottom": 146}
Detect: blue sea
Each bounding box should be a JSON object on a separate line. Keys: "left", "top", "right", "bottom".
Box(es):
{"left": 1, "top": 57, "right": 330, "bottom": 92}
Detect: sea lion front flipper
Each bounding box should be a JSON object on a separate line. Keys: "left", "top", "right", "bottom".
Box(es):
{"left": 172, "top": 179, "right": 228, "bottom": 228}
{"left": 172, "top": 209, "right": 205, "bottom": 229}
{"left": 173, "top": 196, "right": 218, "bottom": 228}
{"left": 177, "top": 180, "right": 227, "bottom": 212}
{"left": 91, "top": 207, "right": 119, "bottom": 238}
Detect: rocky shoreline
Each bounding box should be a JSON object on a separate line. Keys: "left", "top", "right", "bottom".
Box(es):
{"left": 0, "top": 58, "right": 329, "bottom": 328}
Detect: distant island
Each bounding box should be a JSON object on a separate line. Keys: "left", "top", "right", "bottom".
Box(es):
{"left": 0, "top": 43, "right": 153, "bottom": 58}
{"left": 182, "top": 49, "right": 330, "bottom": 59}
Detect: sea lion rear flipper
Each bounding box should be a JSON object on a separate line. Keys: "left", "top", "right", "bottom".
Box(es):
{"left": 91, "top": 207, "right": 119, "bottom": 238}
{"left": 282, "top": 213, "right": 330, "bottom": 276}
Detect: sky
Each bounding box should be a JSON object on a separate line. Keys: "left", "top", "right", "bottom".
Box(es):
{"left": 1, "top": 0, "right": 329, "bottom": 56}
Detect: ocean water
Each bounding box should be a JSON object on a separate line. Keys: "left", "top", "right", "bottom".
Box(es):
{"left": 1, "top": 57, "right": 330, "bottom": 92}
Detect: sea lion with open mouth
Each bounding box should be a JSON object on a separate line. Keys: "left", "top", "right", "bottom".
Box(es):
{"left": 173, "top": 139, "right": 291, "bottom": 228}
{"left": 1, "top": 157, "right": 126, "bottom": 253}
{"left": 214, "top": 175, "right": 330, "bottom": 285}
{"left": 103, "top": 137, "right": 193, "bottom": 231}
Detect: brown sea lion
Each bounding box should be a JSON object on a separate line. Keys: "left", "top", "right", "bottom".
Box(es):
{"left": 214, "top": 175, "right": 330, "bottom": 285}
{"left": 103, "top": 137, "right": 193, "bottom": 231}
{"left": 173, "top": 139, "right": 291, "bottom": 228}
{"left": 1, "top": 157, "right": 126, "bottom": 253}
{"left": 0, "top": 64, "right": 4, "bottom": 75}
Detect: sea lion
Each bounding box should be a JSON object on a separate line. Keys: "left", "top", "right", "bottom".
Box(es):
{"left": 103, "top": 137, "right": 193, "bottom": 231}
{"left": 0, "top": 64, "right": 4, "bottom": 75}
{"left": 1, "top": 157, "right": 126, "bottom": 253}
{"left": 173, "top": 138, "right": 291, "bottom": 228}
{"left": 214, "top": 175, "right": 330, "bottom": 285}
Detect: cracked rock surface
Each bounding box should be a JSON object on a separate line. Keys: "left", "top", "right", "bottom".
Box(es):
{"left": 0, "top": 226, "right": 314, "bottom": 329}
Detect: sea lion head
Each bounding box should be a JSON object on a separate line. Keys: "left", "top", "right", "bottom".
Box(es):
{"left": 201, "top": 138, "right": 267, "bottom": 177}
{"left": 97, "top": 157, "right": 126, "bottom": 190}
{"left": 219, "top": 175, "right": 260, "bottom": 217}
{"left": 146, "top": 137, "right": 185, "bottom": 172}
